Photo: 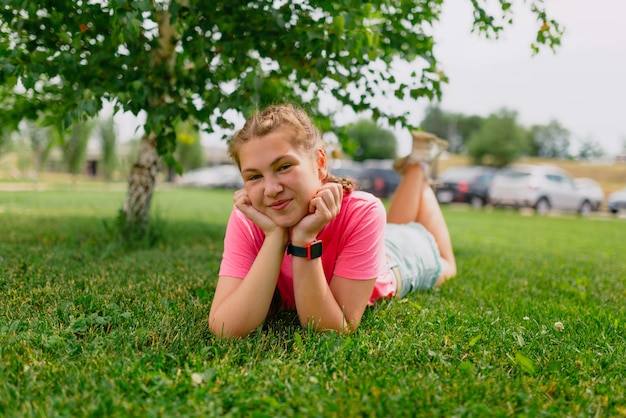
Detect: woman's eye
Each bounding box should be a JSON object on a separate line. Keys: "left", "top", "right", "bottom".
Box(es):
{"left": 278, "top": 164, "right": 291, "bottom": 171}
{"left": 247, "top": 174, "right": 261, "bottom": 181}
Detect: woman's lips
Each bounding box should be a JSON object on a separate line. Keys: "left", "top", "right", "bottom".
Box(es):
{"left": 269, "top": 199, "right": 291, "bottom": 211}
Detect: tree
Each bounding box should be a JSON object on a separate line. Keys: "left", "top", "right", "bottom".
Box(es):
{"left": 347, "top": 119, "right": 397, "bottom": 161}
{"left": 99, "top": 117, "right": 118, "bottom": 181}
{"left": 420, "top": 105, "right": 484, "bottom": 154}
{"left": 175, "top": 119, "right": 204, "bottom": 172}
{"left": 57, "top": 120, "right": 95, "bottom": 176}
{"left": 419, "top": 105, "right": 453, "bottom": 148}
{"left": 576, "top": 138, "right": 604, "bottom": 161}
{"left": 455, "top": 115, "right": 485, "bottom": 154}
{"left": 0, "top": 128, "right": 10, "bottom": 157}
{"left": 19, "top": 119, "right": 55, "bottom": 175}
{"left": 0, "top": 87, "right": 15, "bottom": 157}
{"left": 466, "top": 109, "right": 530, "bottom": 167}
{"left": 528, "top": 120, "right": 571, "bottom": 159}
{"left": 0, "top": 1, "right": 562, "bottom": 240}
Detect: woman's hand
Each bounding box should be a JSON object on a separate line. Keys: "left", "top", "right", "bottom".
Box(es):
{"left": 291, "top": 183, "right": 343, "bottom": 244}
{"left": 233, "top": 188, "right": 283, "bottom": 236}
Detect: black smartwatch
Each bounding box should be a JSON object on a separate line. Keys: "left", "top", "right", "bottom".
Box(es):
{"left": 287, "top": 240, "right": 323, "bottom": 260}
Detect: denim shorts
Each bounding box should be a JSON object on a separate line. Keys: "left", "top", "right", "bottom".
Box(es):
{"left": 384, "top": 222, "right": 443, "bottom": 298}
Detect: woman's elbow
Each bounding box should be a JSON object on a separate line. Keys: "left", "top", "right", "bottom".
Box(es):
{"left": 299, "top": 316, "right": 360, "bottom": 335}
{"left": 208, "top": 317, "right": 249, "bottom": 339}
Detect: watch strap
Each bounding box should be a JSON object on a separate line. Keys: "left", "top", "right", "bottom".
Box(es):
{"left": 287, "top": 240, "right": 322, "bottom": 260}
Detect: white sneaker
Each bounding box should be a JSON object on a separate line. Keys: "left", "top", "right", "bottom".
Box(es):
{"left": 393, "top": 131, "right": 448, "bottom": 174}
{"left": 409, "top": 131, "right": 448, "bottom": 164}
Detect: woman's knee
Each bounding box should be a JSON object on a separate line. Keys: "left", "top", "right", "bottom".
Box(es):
{"left": 435, "top": 259, "right": 456, "bottom": 286}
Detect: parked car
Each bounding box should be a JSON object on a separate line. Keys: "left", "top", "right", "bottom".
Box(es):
{"left": 573, "top": 178, "right": 604, "bottom": 211}
{"left": 607, "top": 187, "right": 626, "bottom": 214}
{"left": 329, "top": 161, "right": 364, "bottom": 191}
{"left": 178, "top": 164, "right": 243, "bottom": 189}
{"left": 434, "top": 165, "right": 497, "bottom": 207}
{"left": 357, "top": 160, "right": 401, "bottom": 199}
{"left": 488, "top": 164, "right": 594, "bottom": 215}
{"left": 329, "top": 161, "right": 364, "bottom": 185}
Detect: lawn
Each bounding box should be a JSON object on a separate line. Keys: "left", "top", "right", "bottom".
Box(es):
{"left": 1, "top": 185, "right": 625, "bottom": 417}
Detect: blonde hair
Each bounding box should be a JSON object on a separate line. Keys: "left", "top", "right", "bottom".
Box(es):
{"left": 229, "top": 104, "right": 354, "bottom": 192}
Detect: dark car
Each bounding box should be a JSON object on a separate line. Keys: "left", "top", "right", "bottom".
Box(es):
{"left": 330, "top": 162, "right": 363, "bottom": 181}
{"left": 329, "top": 162, "right": 364, "bottom": 190}
{"left": 356, "top": 160, "right": 401, "bottom": 199}
{"left": 434, "top": 165, "right": 497, "bottom": 207}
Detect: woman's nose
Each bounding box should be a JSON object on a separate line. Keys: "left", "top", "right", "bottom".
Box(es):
{"left": 264, "top": 175, "right": 283, "bottom": 196}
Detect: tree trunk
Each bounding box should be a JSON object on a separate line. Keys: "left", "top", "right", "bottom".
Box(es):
{"left": 119, "top": 6, "right": 178, "bottom": 242}
{"left": 123, "top": 132, "right": 159, "bottom": 235}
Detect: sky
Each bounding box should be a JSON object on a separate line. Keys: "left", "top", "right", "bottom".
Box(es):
{"left": 420, "top": 0, "right": 626, "bottom": 156}
{"left": 115, "top": 0, "right": 626, "bottom": 157}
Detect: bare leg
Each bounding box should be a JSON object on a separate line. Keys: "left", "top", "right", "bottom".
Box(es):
{"left": 387, "top": 163, "right": 427, "bottom": 224}
{"left": 387, "top": 164, "right": 457, "bottom": 285}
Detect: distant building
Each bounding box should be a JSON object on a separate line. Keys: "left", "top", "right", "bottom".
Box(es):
{"left": 83, "top": 140, "right": 231, "bottom": 179}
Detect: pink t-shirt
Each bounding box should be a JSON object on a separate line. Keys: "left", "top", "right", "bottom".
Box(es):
{"left": 218, "top": 190, "right": 394, "bottom": 309}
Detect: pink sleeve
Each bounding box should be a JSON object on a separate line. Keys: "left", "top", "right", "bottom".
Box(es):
{"left": 218, "top": 207, "right": 265, "bottom": 279}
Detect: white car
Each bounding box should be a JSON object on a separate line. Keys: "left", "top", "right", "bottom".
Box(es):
{"left": 573, "top": 177, "right": 604, "bottom": 211}
{"left": 608, "top": 187, "right": 626, "bottom": 214}
{"left": 178, "top": 165, "right": 243, "bottom": 189}
{"left": 488, "top": 164, "right": 594, "bottom": 215}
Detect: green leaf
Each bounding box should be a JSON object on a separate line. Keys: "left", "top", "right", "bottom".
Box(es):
{"left": 515, "top": 352, "right": 536, "bottom": 375}
{"left": 332, "top": 15, "right": 345, "bottom": 36}
{"left": 468, "top": 334, "right": 482, "bottom": 347}
{"left": 459, "top": 360, "right": 474, "bottom": 374}
{"left": 293, "top": 332, "right": 304, "bottom": 351}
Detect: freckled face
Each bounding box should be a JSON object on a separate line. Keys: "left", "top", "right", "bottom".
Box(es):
{"left": 238, "top": 128, "right": 327, "bottom": 228}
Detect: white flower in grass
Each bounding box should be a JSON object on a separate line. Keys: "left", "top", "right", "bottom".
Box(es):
{"left": 191, "top": 372, "right": 204, "bottom": 386}
{"left": 554, "top": 321, "right": 565, "bottom": 332}
{"left": 523, "top": 316, "right": 530, "bottom": 321}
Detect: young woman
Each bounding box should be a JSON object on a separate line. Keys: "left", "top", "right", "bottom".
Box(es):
{"left": 209, "top": 104, "right": 456, "bottom": 338}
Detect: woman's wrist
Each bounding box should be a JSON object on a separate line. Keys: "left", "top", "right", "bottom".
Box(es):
{"left": 266, "top": 227, "right": 289, "bottom": 245}
{"left": 289, "top": 233, "right": 319, "bottom": 247}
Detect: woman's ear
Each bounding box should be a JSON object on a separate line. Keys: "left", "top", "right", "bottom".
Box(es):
{"left": 316, "top": 148, "right": 328, "bottom": 180}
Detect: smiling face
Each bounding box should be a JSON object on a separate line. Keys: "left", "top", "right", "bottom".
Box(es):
{"left": 238, "top": 127, "right": 328, "bottom": 228}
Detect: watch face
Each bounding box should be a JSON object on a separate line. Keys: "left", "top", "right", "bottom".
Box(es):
{"left": 308, "top": 241, "right": 322, "bottom": 259}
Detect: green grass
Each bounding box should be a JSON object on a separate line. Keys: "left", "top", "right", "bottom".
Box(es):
{"left": 1, "top": 185, "right": 625, "bottom": 417}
